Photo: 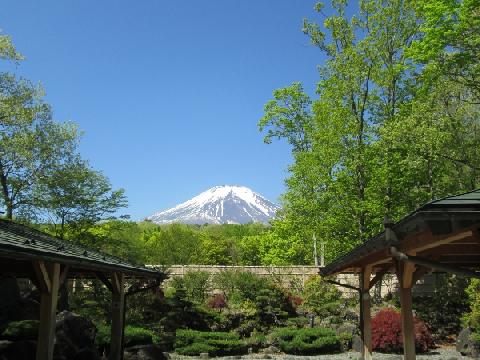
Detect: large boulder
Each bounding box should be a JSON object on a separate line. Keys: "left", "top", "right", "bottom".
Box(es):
{"left": 124, "top": 344, "right": 168, "bottom": 360}
{"left": 0, "top": 279, "right": 21, "bottom": 331}
{"left": 457, "top": 328, "right": 480, "bottom": 358}
{"left": 53, "top": 311, "right": 99, "bottom": 360}
{"left": 0, "top": 340, "right": 36, "bottom": 360}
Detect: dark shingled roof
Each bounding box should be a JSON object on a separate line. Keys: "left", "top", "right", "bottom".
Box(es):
{"left": 321, "top": 189, "right": 480, "bottom": 276}
{"left": 0, "top": 219, "right": 164, "bottom": 278}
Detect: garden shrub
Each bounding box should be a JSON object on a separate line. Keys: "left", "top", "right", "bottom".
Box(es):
{"left": 96, "top": 325, "right": 158, "bottom": 347}
{"left": 175, "top": 329, "right": 247, "bottom": 356}
{"left": 285, "top": 316, "right": 309, "bottom": 329}
{"left": 301, "top": 275, "right": 342, "bottom": 319}
{"left": 207, "top": 293, "right": 228, "bottom": 310}
{"left": 411, "top": 274, "right": 469, "bottom": 340}
{"left": 246, "top": 330, "right": 267, "bottom": 351}
{"left": 371, "top": 308, "right": 433, "bottom": 353}
{"left": 159, "top": 289, "right": 214, "bottom": 332}
{"left": 213, "top": 270, "right": 271, "bottom": 304}
{"left": 464, "top": 279, "right": 480, "bottom": 331}
{"left": 212, "top": 270, "right": 295, "bottom": 331}
{"left": 287, "top": 293, "right": 303, "bottom": 308}
{"left": 254, "top": 287, "right": 295, "bottom": 329}
{"left": 170, "top": 271, "right": 210, "bottom": 304}
{"left": 270, "top": 327, "right": 341, "bottom": 355}
{"left": 1, "top": 320, "right": 39, "bottom": 340}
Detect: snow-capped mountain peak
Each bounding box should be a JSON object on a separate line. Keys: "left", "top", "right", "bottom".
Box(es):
{"left": 146, "top": 185, "right": 279, "bottom": 225}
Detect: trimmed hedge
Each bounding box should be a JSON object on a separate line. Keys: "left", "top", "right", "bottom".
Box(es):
{"left": 1, "top": 320, "right": 39, "bottom": 340}
{"left": 270, "top": 327, "right": 341, "bottom": 355}
{"left": 175, "top": 329, "right": 248, "bottom": 356}
{"left": 96, "top": 325, "right": 158, "bottom": 347}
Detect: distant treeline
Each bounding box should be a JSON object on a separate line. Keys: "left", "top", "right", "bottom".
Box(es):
{"left": 36, "top": 221, "right": 279, "bottom": 266}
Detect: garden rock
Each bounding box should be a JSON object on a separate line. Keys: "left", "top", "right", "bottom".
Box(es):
{"left": 263, "top": 346, "right": 280, "bottom": 354}
{"left": 352, "top": 334, "right": 363, "bottom": 353}
{"left": 53, "top": 311, "right": 99, "bottom": 360}
{"left": 0, "top": 339, "right": 36, "bottom": 360}
{"left": 124, "top": 344, "right": 168, "bottom": 360}
{"left": 457, "top": 328, "right": 480, "bottom": 358}
{"left": 0, "top": 279, "right": 21, "bottom": 329}
{"left": 335, "top": 323, "right": 357, "bottom": 336}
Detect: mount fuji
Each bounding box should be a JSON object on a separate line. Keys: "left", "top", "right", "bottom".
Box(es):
{"left": 146, "top": 185, "right": 280, "bottom": 225}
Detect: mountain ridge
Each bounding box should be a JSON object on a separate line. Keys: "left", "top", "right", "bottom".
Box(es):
{"left": 146, "top": 185, "right": 279, "bottom": 225}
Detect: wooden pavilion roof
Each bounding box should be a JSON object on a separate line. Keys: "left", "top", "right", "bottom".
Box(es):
{"left": 321, "top": 189, "right": 480, "bottom": 276}
{"left": 0, "top": 218, "right": 165, "bottom": 279}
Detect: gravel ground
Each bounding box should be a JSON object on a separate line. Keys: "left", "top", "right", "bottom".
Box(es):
{"left": 170, "top": 347, "right": 475, "bottom": 360}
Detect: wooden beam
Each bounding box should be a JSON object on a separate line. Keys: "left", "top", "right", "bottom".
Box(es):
{"left": 402, "top": 252, "right": 416, "bottom": 289}
{"left": 109, "top": 272, "right": 125, "bottom": 360}
{"left": 36, "top": 262, "right": 60, "bottom": 360}
{"left": 326, "top": 279, "right": 360, "bottom": 292}
{"left": 395, "top": 260, "right": 416, "bottom": 360}
{"left": 59, "top": 266, "right": 70, "bottom": 285}
{"left": 412, "top": 266, "right": 432, "bottom": 285}
{"left": 399, "top": 285, "right": 415, "bottom": 360}
{"left": 369, "top": 266, "right": 390, "bottom": 290}
{"left": 32, "top": 261, "right": 51, "bottom": 294}
{"left": 419, "top": 244, "right": 480, "bottom": 256}
{"left": 401, "top": 230, "right": 473, "bottom": 254}
{"left": 96, "top": 272, "right": 114, "bottom": 292}
{"left": 361, "top": 266, "right": 372, "bottom": 360}
{"left": 111, "top": 272, "right": 121, "bottom": 294}
{"left": 391, "top": 247, "right": 480, "bottom": 279}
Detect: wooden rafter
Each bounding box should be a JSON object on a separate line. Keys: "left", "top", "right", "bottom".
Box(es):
{"left": 32, "top": 261, "right": 51, "bottom": 294}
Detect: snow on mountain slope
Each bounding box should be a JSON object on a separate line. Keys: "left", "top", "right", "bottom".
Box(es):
{"left": 146, "top": 185, "right": 280, "bottom": 225}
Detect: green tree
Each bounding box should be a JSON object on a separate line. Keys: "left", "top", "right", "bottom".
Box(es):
{"left": 0, "top": 30, "right": 23, "bottom": 62}
{"left": 259, "top": 0, "right": 480, "bottom": 264}
{"left": 0, "top": 73, "right": 79, "bottom": 219}
{"left": 38, "top": 158, "right": 127, "bottom": 239}
{"left": 142, "top": 224, "right": 203, "bottom": 265}
{"left": 259, "top": 82, "right": 313, "bottom": 153}
{"left": 410, "top": 0, "right": 480, "bottom": 98}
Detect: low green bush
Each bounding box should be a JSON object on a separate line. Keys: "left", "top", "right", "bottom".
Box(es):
{"left": 246, "top": 331, "right": 267, "bottom": 351}
{"left": 96, "top": 325, "right": 158, "bottom": 347}
{"left": 176, "top": 342, "right": 215, "bottom": 355}
{"left": 464, "top": 279, "right": 480, "bottom": 331}
{"left": 170, "top": 271, "right": 211, "bottom": 304}
{"left": 301, "top": 275, "right": 343, "bottom": 318}
{"left": 270, "top": 327, "right": 341, "bottom": 355}
{"left": 1, "top": 320, "right": 39, "bottom": 340}
{"left": 175, "top": 329, "right": 248, "bottom": 356}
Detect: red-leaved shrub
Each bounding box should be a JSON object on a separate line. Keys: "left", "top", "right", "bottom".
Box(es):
{"left": 371, "top": 308, "right": 434, "bottom": 353}
{"left": 207, "top": 293, "right": 227, "bottom": 310}
{"left": 287, "top": 293, "right": 303, "bottom": 308}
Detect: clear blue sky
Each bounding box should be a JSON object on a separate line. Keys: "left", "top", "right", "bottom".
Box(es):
{"left": 1, "top": 1, "right": 327, "bottom": 220}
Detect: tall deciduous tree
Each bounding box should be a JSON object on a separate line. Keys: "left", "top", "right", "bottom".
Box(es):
{"left": 0, "top": 73, "right": 79, "bottom": 219}
{"left": 0, "top": 31, "right": 23, "bottom": 62}
{"left": 410, "top": 0, "right": 480, "bottom": 99}
{"left": 38, "top": 158, "right": 127, "bottom": 239}
{"left": 259, "top": 0, "right": 480, "bottom": 264}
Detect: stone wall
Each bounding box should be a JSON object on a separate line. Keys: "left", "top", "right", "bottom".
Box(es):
{"left": 147, "top": 264, "right": 441, "bottom": 297}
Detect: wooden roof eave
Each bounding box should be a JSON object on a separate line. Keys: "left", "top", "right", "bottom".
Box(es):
{"left": 0, "top": 244, "right": 164, "bottom": 279}
{"left": 321, "top": 208, "right": 480, "bottom": 276}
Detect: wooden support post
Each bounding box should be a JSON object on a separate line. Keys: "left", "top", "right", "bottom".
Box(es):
{"left": 109, "top": 272, "right": 125, "bottom": 360}
{"left": 36, "top": 262, "right": 60, "bottom": 360}
{"left": 360, "top": 266, "right": 372, "bottom": 360}
{"left": 395, "top": 259, "right": 416, "bottom": 360}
